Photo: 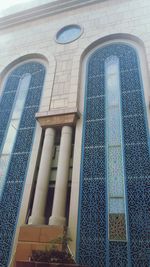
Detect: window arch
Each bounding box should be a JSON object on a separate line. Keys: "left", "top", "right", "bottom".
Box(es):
{"left": 77, "top": 43, "right": 150, "bottom": 266}
{"left": 0, "top": 61, "right": 46, "bottom": 267}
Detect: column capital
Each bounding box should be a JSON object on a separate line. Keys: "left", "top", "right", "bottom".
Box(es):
{"left": 61, "top": 125, "right": 72, "bottom": 135}
{"left": 45, "top": 127, "right": 55, "bottom": 136}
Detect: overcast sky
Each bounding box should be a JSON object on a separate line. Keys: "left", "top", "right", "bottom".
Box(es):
{"left": 0, "top": 0, "right": 56, "bottom": 17}
{"left": 0, "top": 0, "right": 31, "bottom": 11}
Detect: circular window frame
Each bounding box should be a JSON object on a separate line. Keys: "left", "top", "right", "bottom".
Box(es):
{"left": 55, "top": 24, "right": 83, "bottom": 44}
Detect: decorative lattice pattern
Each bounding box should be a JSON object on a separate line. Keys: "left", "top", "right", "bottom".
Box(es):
{"left": 0, "top": 62, "right": 45, "bottom": 267}
{"left": 109, "top": 214, "right": 126, "bottom": 240}
{"left": 77, "top": 44, "right": 150, "bottom": 266}
{"left": 109, "top": 241, "right": 128, "bottom": 267}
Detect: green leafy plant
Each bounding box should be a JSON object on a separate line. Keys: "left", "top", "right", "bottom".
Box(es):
{"left": 30, "top": 232, "right": 76, "bottom": 264}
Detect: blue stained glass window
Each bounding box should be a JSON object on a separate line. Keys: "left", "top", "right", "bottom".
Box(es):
{"left": 0, "top": 62, "right": 45, "bottom": 267}
{"left": 77, "top": 43, "right": 150, "bottom": 267}
{"left": 0, "top": 74, "right": 31, "bottom": 199}
{"left": 56, "top": 24, "right": 82, "bottom": 44}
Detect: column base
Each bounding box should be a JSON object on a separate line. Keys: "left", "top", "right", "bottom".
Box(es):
{"left": 49, "top": 215, "right": 66, "bottom": 226}
{"left": 28, "top": 215, "right": 45, "bottom": 225}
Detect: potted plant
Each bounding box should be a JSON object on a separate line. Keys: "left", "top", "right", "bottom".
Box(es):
{"left": 15, "top": 231, "right": 88, "bottom": 266}
{"left": 30, "top": 236, "right": 76, "bottom": 265}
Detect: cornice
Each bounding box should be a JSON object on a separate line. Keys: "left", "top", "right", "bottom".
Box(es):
{"left": 0, "top": 0, "right": 104, "bottom": 30}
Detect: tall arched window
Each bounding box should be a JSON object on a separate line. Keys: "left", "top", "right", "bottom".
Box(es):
{"left": 0, "top": 62, "right": 46, "bottom": 267}
{"left": 77, "top": 43, "right": 150, "bottom": 266}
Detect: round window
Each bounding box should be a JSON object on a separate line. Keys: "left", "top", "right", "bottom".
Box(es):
{"left": 55, "top": 24, "right": 83, "bottom": 44}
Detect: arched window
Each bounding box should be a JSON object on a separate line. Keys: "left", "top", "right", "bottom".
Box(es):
{"left": 77, "top": 43, "right": 150, "bottom": 266}
{"left": 0, "top": 62, "right": 46, "bottom": 267}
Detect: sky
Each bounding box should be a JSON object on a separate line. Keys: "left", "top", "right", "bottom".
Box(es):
{"left": 0, "top": 0, "right": 56, "bottom": 17}
{"left": 0, "top": 0, "right": 31, "bottom": 11}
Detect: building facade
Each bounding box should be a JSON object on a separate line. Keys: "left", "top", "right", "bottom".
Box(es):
{"left": 0, "top": 0, "right": 150, "bottom": 266}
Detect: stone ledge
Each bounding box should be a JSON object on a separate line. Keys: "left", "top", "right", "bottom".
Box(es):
{"left": 36, "top": 109, "right": 80, "bottom": 128}
{"left": 18, "top": 225, "right": 65, "bottom": 243}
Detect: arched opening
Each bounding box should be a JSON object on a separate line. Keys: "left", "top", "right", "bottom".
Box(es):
{"left": 77, "top": 42, "right": 150, "bottom": 266}
{"left": 0, "top": 61, "right": 46, "bottom": 267}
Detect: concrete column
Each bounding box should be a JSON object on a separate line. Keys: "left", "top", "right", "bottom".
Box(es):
{"left": 28, "top": 127, "right": 55, "bottom": 225}
{"left": 49, "top": 126, "right": 72, "bottom": 226}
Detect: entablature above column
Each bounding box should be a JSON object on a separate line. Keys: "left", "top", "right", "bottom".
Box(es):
{"left": 36, "top": 108, "right": 80, "bottom": 129}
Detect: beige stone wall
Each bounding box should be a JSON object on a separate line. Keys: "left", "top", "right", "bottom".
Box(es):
{"left": 0, "top": 0, "right": 150, "bottom": 112}
{"left": 1, "top": 0, "right": 150, "bottom": 262}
